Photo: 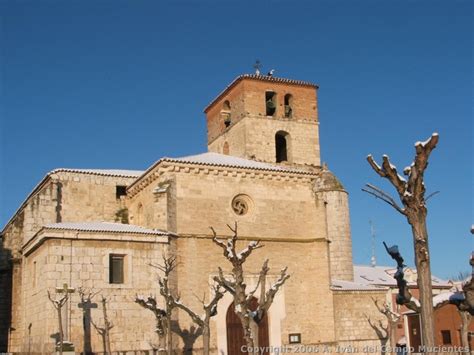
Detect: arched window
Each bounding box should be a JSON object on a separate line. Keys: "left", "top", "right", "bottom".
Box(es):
{"left": 137, "top": 203, "right": 143, "bottom": 225}
{"left": 275, "top": 131, "right": 291, "bottom": 163}
{"left": 221, "top": 100, "right": 231, "bottom": 127}
{"left": 284, "top": 94, "right": 293, "bottom": 118}
{"left": 223, "top": 141, "right": 230, "bottom": 155}
{"left": 265, "top": 91, "right": 276, "bottom": 116}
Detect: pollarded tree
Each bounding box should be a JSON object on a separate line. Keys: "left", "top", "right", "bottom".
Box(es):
{"left": 136, "top": 255, "right": 177, "bottom": 355}
{"left": 137, "top": 255, "right": 225, "bottom": 355}
{"left": 90, "top": 296, "right": 113, "bottom": 355}
{"left": 135, "top": 295, "right": 167, "bottom": 353}
{"left": 211, "top": 223, "right": 290, "bottom": 354}
{"left": 364, "top": 133, "right": 439, "bottom": 353}
{"left": 47, "top": 290, "right": 68, "bottom": 355}
{"left": 171, "top": 284, "right": 225, "bottom": 355}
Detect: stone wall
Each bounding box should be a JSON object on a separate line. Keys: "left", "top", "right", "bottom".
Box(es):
{"left": 11, "top": 230, "right": 169, "bottom": 353}
{"left": 173, "top": 168, "right": 325, "bottom": 239}
{"left": 175, "top": 237, "right": 336, "bottom": 353}
{"left": 0, "top": 170, "right": 138, "bottom": 352}
{"left": 317, "top": 190, "right": 354, "bottom": 281}
{"left": 333, "top": 290, "right": 388, "bottom": 354}
{"left": 206, "top": 77, "right": 321, "bottom": 168}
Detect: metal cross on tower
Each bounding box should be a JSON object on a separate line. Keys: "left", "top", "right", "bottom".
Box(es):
{"left": 253, "top": 60, "right": 262, "bottom": 75}
{"left": 56, "top": 283, "right": 75, "bottom": 341}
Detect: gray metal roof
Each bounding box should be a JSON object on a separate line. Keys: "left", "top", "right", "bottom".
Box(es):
{"left": 331, "top": 279, "right": 387, "bottom": 291}
{"left": 354, "top": 265, "right": 450, "bottom": 288}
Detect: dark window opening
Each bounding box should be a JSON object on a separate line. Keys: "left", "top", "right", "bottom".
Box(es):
{"left": 441, "top": 330, "right": 451, "bottom": 345}
{"left": 223, "top": 142, "right": 230, "bottom": 155}
{"left": 284, "top": 94, "right": 293, "bottom": 118}
{"left": 116, "top": 186, "right": 127, "bottom": 199}
{"left": 221, "top": 100, "right": 231, "bottom": 127}
{"left": 109, "top": 254, "right": 124, "bottom": 284}
{"left": 265, "top": 91, "right": 276, "bottom": 116}
{"left": 275, "top": 131, "right": 289, "bottom": 163}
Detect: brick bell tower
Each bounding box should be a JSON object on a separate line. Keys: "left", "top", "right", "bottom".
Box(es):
{"left": 204, "top": 73, "right": 321, "bottom": 168}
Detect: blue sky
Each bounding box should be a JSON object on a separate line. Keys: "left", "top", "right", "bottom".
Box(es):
{"left": 1, "top": 0, "right": 472, "bottom": 279}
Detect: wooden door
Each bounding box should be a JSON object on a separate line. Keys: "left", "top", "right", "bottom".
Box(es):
{"left": 226, "top": 299, "right": 269, "bottom": 355}
{"left": 407, "top": 314, "right": 422, "bottom": 353}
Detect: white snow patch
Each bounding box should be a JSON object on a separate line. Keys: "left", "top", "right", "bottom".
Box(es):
{"left": 433, "top": 291, "right": 464, "bottom": 307}
{"left": 410, "top": 297, "right": 421, "bottom": 307}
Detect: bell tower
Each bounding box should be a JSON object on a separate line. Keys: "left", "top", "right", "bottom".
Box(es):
{"left": 204, "top": 74, "right": 321, "bottom": 168}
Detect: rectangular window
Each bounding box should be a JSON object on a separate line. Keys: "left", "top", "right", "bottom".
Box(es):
{"left": 116, "top": 186, "right": 127, "bottom": 199}
{"left": 109, "top": 254, "right": 125, "bottom": 284}
{"left": 441, "top": 330, "right": 451, "bottom": 345}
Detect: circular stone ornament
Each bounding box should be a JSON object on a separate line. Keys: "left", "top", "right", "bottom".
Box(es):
{"left": 231, "top": 194, "right": 252, "bottom": 216}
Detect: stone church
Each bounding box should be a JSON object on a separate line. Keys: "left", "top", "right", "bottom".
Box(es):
{"left": 0, "top": 74, "right": 391, "bottom": 354}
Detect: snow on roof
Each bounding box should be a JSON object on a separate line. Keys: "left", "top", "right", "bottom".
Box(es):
{"left": 163, "top": 152, "right": 312, "bottom": 174}
{"left": 354, "top": 265, "right": 450, "bottom": 288}
{"left": 331, "top": 279, "right": 387, "bottom": 291}
{"left": 432, "top": 291, "right": 465, "bottom": 307}
{"left": 51, "top": 168, "right": 144, "bottom": 178}
{"left": 43, "top": 222, "right": 171, "bottom": 235}
{"left": 204, "top": 74, "right": 318, "bottom": 112}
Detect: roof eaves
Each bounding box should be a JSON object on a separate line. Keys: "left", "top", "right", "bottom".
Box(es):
{"left": 51, "top": 168, "right": 143, "bottom": 178}
{"left": 41, "top": 224, "right": 174, "bottom": 236}
{"left": 127, "top": 156, "right": 316, "bottom": 195}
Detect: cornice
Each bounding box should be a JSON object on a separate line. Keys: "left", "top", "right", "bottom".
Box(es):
{"left": 127, "top": 162, "right": 317, "bottom": 198}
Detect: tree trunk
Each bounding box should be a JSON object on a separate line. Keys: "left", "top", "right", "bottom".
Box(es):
{"left": 57, "top": 307, "right": 63, "bottom": 355}
{"left": 389, "top": 323, "right": 397, "bottom": 351}
{"left": 167, "top": 319, "right": 173, "bottom": 355}
{"left": 158, "top": 331, "right": 166, "bottom": 354}
{"left": 105, "top": 332, "right": 111, "bottom": 355}
{"left": 411, "top": 219, "right": 435, "bottom": 354}
{"left": 239, "top": 315, "right": 255, "bottom": 354}
{"left": 100, "top": 334, "right": 105, "bottom": 355}
{"left": 460, "top": 311, "right": 472, "bottom": 351}
{"left": 249, "top": 319, "right": 259, "bottom": 354}
{"left": 202, "top": 324, "right": 210, "bottom": 355}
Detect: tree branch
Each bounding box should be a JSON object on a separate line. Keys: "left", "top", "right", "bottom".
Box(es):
{"left": 362, "top": 184, "right": 405, "bottom": 215}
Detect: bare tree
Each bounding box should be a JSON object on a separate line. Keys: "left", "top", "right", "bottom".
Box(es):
{"left": 47, "top": 290, "right": 68, "bottom": 355}
{"left": 172, "top": 285, "right": 225, "bottom": 355}
{"left": 212, "top": 223, "right": 290, "bottom": 354}
{"left": 372, "top": 297, "right": 400, "bottom": 351}
{"left": 364, "top": 133, "right": 439, "bottom": 352}
{"left": 135, "top": 295, "right": 168, "bottom": 353}
{"left": 91, "top": 296, "right": 113, "bottom": 355}
{"left": 364, "top": 314, "right": 388, "bottom": 354}
{"left": 136, "top": 255, "right": 178, "bottom": 355}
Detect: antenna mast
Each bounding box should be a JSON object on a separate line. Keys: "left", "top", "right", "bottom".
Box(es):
{"left": 369, "top": 220, "right": 376, "bottom": 267}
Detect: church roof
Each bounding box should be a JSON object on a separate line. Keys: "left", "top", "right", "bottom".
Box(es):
{"left": 1, "top": 168, "right": 143, "bottom": 235}
{"left": 204, "top": 74, "right": 318, "bottom": 113}
{"left": 354, "top": 265, "right": 451, "bottom": 288}
{"left": 42, "top": 222, "right": 171, "bottom": 235}
{"left": 50, "top": 168, "right": 144, "bottom": 178}
{"left": 166, "top": 152, "right": 312, "bottom": 174}
{"left": 331, "top": 279, "right": 387, "bottom": 291}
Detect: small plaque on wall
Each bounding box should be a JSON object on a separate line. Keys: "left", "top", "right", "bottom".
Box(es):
{"left": 289, "top": 333, "right": 301, "bottom": 344}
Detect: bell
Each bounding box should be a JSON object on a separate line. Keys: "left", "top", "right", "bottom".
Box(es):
{"left": 266, "top": 100, "right": 276, "bottom": 109}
